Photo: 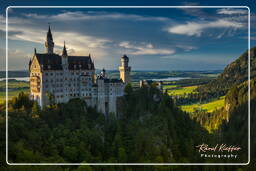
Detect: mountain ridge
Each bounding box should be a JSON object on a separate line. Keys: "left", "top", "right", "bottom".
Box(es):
{"left": 197, "top": 47, "right": 256, "bottom": 95}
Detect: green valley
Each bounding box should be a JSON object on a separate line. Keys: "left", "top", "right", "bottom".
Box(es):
{"left": 181, "top": 96, "right": 225, "bottom": 113}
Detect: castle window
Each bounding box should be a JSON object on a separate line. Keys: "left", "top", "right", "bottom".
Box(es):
{"left": 51, "top": 73, "right": 53, "bottom": 76}
{"left": 45, "top": 73, "right": 48, "bottom": 76}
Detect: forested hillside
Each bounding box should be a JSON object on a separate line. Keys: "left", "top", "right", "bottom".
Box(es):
{"left": 0, "top": 82, "right": 254, "bottom": 170}
{"left": 217, "top": 78, "right": 256, "bottom": 170}
{"left": 0, "top": 85, "right": 213, "bottom": 167}
{"left": 197, "top": 47, "right": 256, "bottom": 97}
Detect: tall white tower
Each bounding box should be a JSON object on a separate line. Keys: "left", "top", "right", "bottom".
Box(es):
{"left": 119, "top": 54, "right": 131, "bottom": 84}
{"left": 45, "top": 25, "right": 54, "bottom": 54}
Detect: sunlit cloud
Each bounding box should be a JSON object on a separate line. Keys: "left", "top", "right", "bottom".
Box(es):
{"left": 119, "top": 41, "right": 175, "bottom": 55}
{"left": 167, "top": 19, "right": 244, "bottom": 36}
{"left": 23, "top": 11, "right": 169, "bottom": 22}
{"left": 217, "top": 8, "right": 248, "bottom": 15}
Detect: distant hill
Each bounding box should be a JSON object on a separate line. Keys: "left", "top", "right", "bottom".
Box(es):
{"left": 197, "top": 47, "right": 256, "bottom": 95}
{"left": 0, "top": 70, "right": 29, "bottom": 78}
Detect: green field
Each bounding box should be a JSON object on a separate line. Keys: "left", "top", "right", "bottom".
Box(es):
{"left": 0, "top": 81, "right": 29, "bottom": 104}
{"left": 166, "top": 85, "right": 198, "bottom": 96}
{"left": 162, "top": 85, "right": 177, "bottom": 90}
{"left": 0, "top": 81, "right": 29, "bottom": 89}
{"left": 0, "top": 89, "right": 29, "bottom": 104}
{"left": 181, "top": 96, "right": 225, "bottom": 113}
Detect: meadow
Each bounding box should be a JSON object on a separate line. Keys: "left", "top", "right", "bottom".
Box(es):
{"left": 0, "top": 81, "right": 29, "bottom": 104}
{"left": 166, "top": 85, "right": 198, "bottom": 96}
{"left": 180, "top": 96, "right": 225, "bottom": 113}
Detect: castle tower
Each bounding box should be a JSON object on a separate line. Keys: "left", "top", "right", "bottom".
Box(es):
{"left": 45, "top": 25, "right": 54, "bottom": 54}
{"left": 61, "top": 41, "right": 68, "bottom": 70}
{"left": 100, "top": 68, "right": 106, "bottom": 78}
{"left": 119, "top": 54, "right": 131, "bottom": 84}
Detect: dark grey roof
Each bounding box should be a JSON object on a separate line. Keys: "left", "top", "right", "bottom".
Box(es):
{"left": 68, "top": 56, "right": 94, "bottom": 70}
{"left": 34, "top": 53, "right": 95, "bottom": 70}
{"left": 35, "top": 53, "right": 62, "bottom": 70}
{"left": 104, "top": 78, "right": 123, "bottom": 83}
{"left": 121, "top": 54, "right": 129, "bottom": 60}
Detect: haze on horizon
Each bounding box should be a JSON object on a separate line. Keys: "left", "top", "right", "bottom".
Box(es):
{"left": 0, "top": 7, "right": 252, "bottom": 71}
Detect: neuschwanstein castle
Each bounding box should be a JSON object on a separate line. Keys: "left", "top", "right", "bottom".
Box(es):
{"left": 29, "top": 26, "right": 131, "bottom": 114}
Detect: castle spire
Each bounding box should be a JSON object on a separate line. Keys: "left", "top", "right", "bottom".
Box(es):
{"left": 62, "top": 41, "right": 67, "bottom": 57}
{"left": 47, "top": 24, "right": 53, "bottom": 41}
{"left": 45, "top": 24, "right": 54, "bottom": 54}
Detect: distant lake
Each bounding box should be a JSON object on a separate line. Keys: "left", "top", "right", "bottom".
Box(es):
{"left": 0, "top": 77, "right": 29, "bottom": 82}
{"left": 151, "top": 77, "right": 190, "bottom": 81}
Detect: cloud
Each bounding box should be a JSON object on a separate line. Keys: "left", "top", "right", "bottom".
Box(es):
{"left": 1, "top": 10, "right": 173, "bottom": 59}
{"left": 175, "top": 45, "right": 197, "bottom": 51}
{"left": 4, "top": 49, "right": 31, "bottom": 70}
{"left": 0, "top": 13, "right": 113, "bottom": 59}
{"left": 119, "top": 41, "right": 175, "bottom": 55}
{"left": 217, "top": 9, "right": 248, "bottom": 15}
{"left": 23, "top": 11, "right": 169, "bottom": 22}
{"left": 167, "top": 19, "right": 243, "bottom": 36}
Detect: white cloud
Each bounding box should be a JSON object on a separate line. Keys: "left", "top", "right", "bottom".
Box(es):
{"left": 119, "top": 41, "right": 175, "bottom": 55}
{"left": 217, "top": 9, "right": 248, "bottom": 15}
{"left": 0, "top": 14, "right": 112, "bottom": 59}
{"left": 168, "top": 19, "right": 243, "bottom": 36}
{"left": 175, "top": 45, "right": 197, "bottom": 51}
{"left": 24, "top": 11, "right": 169, "bottom": 22}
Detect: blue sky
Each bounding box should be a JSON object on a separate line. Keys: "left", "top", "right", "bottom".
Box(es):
{"left": 0, "top": 0, "right": 255, "bottom": 71}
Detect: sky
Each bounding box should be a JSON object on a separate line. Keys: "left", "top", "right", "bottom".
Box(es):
{"left": 0, "top": 0, "right": 256, "bottom": 71}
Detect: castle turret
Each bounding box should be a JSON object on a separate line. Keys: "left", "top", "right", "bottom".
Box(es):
{"left": 61, "top": 41, "right": 68, "bottom": 70}
{"left": 45, "top": 25, "right": 54, "bottom": 54}
{"left": 100, "top": 68, "right": 106, "bottom": 78}
{"left": 119, "top": 54, "right": 131, "bottom": 84}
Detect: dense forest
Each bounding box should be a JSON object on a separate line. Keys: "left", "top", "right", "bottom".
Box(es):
{"left": 0, "top": 85, "right": 211, "bottom": 164}
{"left": 0, "top": 81, "right": 255, "bottom": 170}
